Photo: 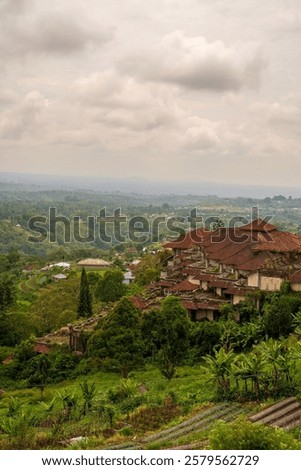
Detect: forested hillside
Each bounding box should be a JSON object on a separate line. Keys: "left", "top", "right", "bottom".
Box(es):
{"left": 2, "top": 184, "right": 301, "bottom": 450}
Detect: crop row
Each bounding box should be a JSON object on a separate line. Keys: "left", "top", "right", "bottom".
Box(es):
{"left": 107, "top": 404, "right": 231, "bottom": 451}
{"left": 141, "top": 403, "right": 238, "bottom": 443}
{"left": 142, "top": 404, "right": 242, "bottom": 444}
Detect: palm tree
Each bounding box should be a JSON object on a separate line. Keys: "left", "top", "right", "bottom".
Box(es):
{"left": 235, "top": 352, "right": 265, "bottom": 400}
{"left": 201, "top": 347, "right": 235, "bottom": 399}
{"left": 79, "top": 380, "right": 96, "bottom": 416}
{"left": 255, "top": 339, "right": 288, "bottom": 396}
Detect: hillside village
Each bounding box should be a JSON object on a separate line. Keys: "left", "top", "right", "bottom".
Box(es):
{"left": 36, "top": 217, "right": 301, "bottom": 353}
{"left": 3, "top": 203, "right": 301, "bottom": 450}
{"left": 149, "top": 217, "right": 301, "bottom": 320}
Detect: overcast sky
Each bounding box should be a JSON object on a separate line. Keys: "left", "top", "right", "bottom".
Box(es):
{"left": 0, "top": 0, "right": 301, "bottom": 188}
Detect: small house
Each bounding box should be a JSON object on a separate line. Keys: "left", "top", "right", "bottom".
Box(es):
{"left": 53, "top": 273, "right": 67, "bottom": 281}
{"left": 123, "top": 271, "right": 135, "bottom": 285}
{"left": 77, "top": 258, "right": 111, "bottom": 270}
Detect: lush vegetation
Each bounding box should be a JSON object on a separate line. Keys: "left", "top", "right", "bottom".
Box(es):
{"left": 1, "top": 182, "right": 301, "bottom": 257}
{"left": 2, "top": 184, "right": 301, "bottom": 449}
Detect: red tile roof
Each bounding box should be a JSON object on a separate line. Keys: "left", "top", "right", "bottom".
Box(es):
{"left": 156, "top": 280, "right": 175, "bottom": 287}
{"left": 208, "top": 240, "right": 251, "bottom": 262}
{"left": 130, "top": 296, "right": 148, "bottom": 310}
{"left": 164, "top": 228, "right": 211, "bottom": 250}
{"left": 192, "top": 273, "right": 216, "bottom": 281}
{"left": 252, "top": 231, "right": 301, "bottom": 253}
{"left": 182, "top": 267, "right": 202, "bottom": 276}
{"left": 210, "top": 279, "right": 235, "bottom": 288}
{"left": 224, "top": 286, "right": 254, "bottom": 296}
{"left": 168, "top": 280, "right": 199, "bottom": 292}
{"left": 182, "top": 300, "right": 198, "bottom": 310}
{"left": 34, "top": 343, "right": 52, "bottom": 354}
{"left": 163, "top": 219, "right": 301, "bottom": 274}
{"left": 239, "top": 218, "right": 277, "bottom": 232}
{"left": 182, "top": 300, "right": 221, "bottom": 311}
{"left": 237, "top": 252, "right": 275, "bottom": 271}
{"left": 219, "top": 246, "right": 255, "bottom": 267}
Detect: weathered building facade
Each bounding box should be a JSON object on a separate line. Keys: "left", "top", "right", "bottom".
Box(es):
{"left": 146, "top": 218, "right": 301, "bottom": 320}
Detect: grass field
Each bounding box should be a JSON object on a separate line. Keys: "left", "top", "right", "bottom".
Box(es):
{"left": 0, "top": 364, "right": 290, "bottom": 450}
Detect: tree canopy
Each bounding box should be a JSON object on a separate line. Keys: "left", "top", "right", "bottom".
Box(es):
{"left": 95, "top": 269, "right": 125, "bottom": 303}
{"left": 87, "top": 297, "right": 144, "bottom": 377}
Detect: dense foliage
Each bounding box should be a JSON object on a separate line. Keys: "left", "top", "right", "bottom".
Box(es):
{"left": 95, "top": 269, "right": 125, "bottom": 302}
{"left": 2, "top": 184, "right": 301, "bottom": 449}
{"left": 87, "top": 298, "right": 144, "bottom": 377}
{"left": 209, "top": 416, "right": 300, "bottom": 450}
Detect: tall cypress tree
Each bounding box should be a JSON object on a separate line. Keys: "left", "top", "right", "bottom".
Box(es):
{"left": 77, "top": 268, "right": 93, "bottom": 318}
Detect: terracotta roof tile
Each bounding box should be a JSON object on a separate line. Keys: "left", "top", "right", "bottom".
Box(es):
{"left": 130, "top": 296, "right": 148, "bottom": 310}
{"left": 163, "top": 219, "right": 301, "bottom": 274}
{"left": 252, "top": 231, "right": 301, "bottom": 253}
{"left": 182, "top": 300, "right": 221, "bottom": 310}
{"left": 192, "top": 273, "right": 216, "bottom": 281}
{"left": 164, "top": 228, "right": 211, "bottom": 249}
{"left": 182, "top": 300, "right": 198, "bottom": 310}
{"left": 220, "top": 246, "right": 255, "bottom": 267}
{"left": 156, "top": 280, "right": 175, "bottom": 287}
{"left": 210, "top": 279, "right": 235, "bottom": 288}
{"left": 239, "top": 218, "right": 277, "bottom": 232}
{"left": 34, "top": 343, "right": 51, "bottom": 354}
{"left": 237, "top": 252, "right": 275, "bottom": 271}
{"left": 168, "top": 280, "right": 199, "bottom": 292}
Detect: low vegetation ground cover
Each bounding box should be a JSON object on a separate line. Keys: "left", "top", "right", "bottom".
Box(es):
{"left": 0, "top": 363, "right": 300, "bottom": 450}
{"left": 2, "top": 228, "right": 301, "bottom": 450}
{"left": 0, "top": 365, "right": 211, "bottom": 449}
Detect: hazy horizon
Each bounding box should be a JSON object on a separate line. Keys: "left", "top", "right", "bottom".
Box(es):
{"left": 0, "top": 1, "right": 300, "bottom": 188}
{"left": 1, "top": 170, "right": 301, "bottom": 199}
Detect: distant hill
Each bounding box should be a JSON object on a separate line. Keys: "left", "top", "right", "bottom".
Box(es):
{"left": 1, "top": 171, "right": 301, "bottom": 198}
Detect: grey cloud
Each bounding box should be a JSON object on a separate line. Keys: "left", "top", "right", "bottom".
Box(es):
{"left": 0, "top": 0, "right": 33, "bottom": 15}
{"left": 120, "top": 31, "right": 266, "bottom": 91}
{"left": 0, "top": 5, "right": 113, "bottom": 58}
{"left": 22, "top": 15, "right": 112, "bottom": 54}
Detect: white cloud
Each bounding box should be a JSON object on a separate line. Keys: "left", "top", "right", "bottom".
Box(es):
{"left": 69, "top": 71, "right": 178, "bottom": 134}
{"left": 274, "top": 9, "right": 301, "bottom": 33}
{"left": 120, "top": 31, "right": 266, "bottom": 91}
{"left": 0, "top": 87, "right": 18, "bottom": 105}
{"left": 0, "top": 91, "right": 49, "bottom": 140}
{"left": 181, "top": 118, "right": 220, "bottom": 151}
{"left": 249, "top": 95, "right": 301, "bottom": 135}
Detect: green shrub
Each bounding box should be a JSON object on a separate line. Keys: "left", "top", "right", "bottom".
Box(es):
{"left": 209, "top": 416, "right": 300, "bottom": 450}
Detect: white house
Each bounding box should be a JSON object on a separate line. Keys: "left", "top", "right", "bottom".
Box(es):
{"left": 123, "top": 271, "right": 135, "bottom": 285}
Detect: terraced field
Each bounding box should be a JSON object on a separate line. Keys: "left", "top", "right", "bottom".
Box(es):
{"left": 18, "top": 275, "right": 42, "bottom": 293}
{"left": 107, "top": 398, "right": 301, "bottom": 450}
{"left": 249, "top": 397, "right": 301, "bottom": 431}
{"left": 109, "top": 402, "right": 244, "bottom": 450}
